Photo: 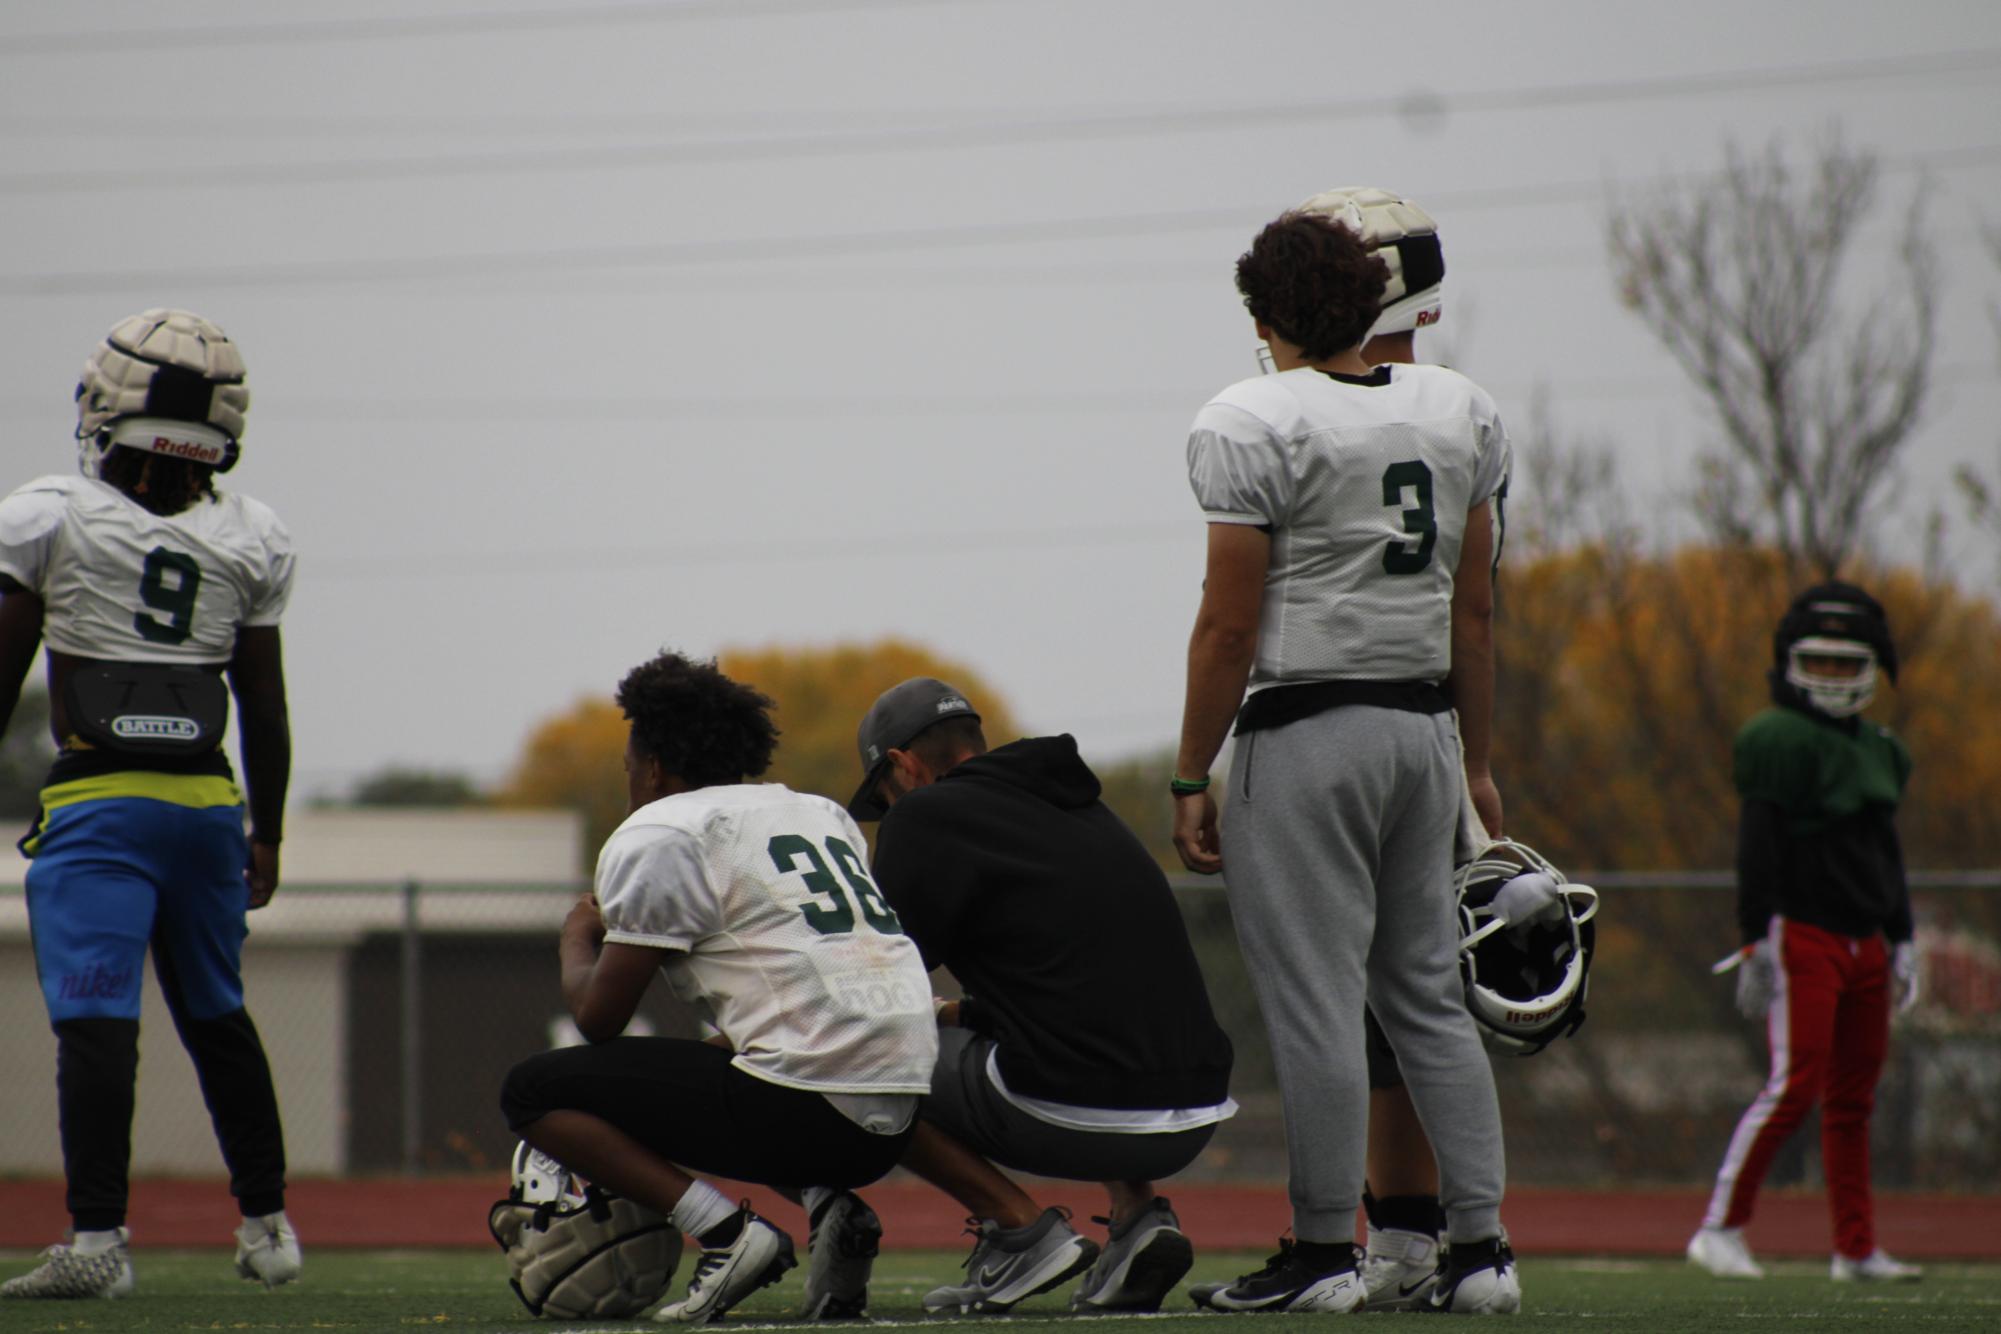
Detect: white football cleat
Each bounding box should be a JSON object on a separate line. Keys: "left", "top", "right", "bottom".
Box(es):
{"left": 1360, "top": 1224, "right": 1441, "bottom": 1310}
{"left": 234, "top": 1212, "right": 302, "bottom": 1288}
{"left": 1831, "top": 1249, "right": 1921, "bottom": 1282}
{"left": 1687, "top": 1226, "right": 1764, "bottom": 1279}
{"left": 1423, "top": 1234, "right": 1520, "bottom": 1315}
{"left": 1, "top": 1229, "right": 135, "bottom": 1299}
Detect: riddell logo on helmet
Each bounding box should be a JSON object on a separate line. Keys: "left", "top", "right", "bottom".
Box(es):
{"left": 1505, "top": 1008, "right": 1550, "bottom": 1025}
{"left": 1416, "top": 309, "right": 1440, "bottom": 327}
{"left": 150, "top": 435, "right": 225, "bottom": 464}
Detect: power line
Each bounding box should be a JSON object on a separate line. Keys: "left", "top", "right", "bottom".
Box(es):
{"left": 0, "top": 0, "right": 943, "bottom": 55}
{"left": 3, "top": 48, "right": 1996, "bottom": 197}
{"left": 308, "top": 519, "right": 1194, "bottom": 581}
{"left": 7, "top": 142, "right": 1999, "bottom": 298}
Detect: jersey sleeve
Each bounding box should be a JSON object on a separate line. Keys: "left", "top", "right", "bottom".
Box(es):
{"left": 240, "top": 502, "right": 296, "bottom": 627}
{"left": 1467, "top": 382, "right": 1512, "bottom": 508}
{"left": 1733, "top": 714, "right": 1816, "bottom": 811}
{"left": 0, "top": 480, "right": 69, "bottom": 593}
{"left": 594, "top": 823, "right": 719, "bottom": 951}
{"left": 1186, "top": 400, "right": 1293, "bottom": 528}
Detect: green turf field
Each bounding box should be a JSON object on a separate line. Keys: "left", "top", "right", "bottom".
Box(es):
{"left": 0, "top": 1249, "right": 1996, "bottom": 1332}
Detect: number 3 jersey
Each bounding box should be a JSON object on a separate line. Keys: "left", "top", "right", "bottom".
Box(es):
{"left": 1186, "top": 364, "right": 1510, "bottom": 688}
{"left": 0, "top": 473, "right": 295, "bottom": 664}
{"left": 596, "top": 783, "right": 939, "bottom": 1101}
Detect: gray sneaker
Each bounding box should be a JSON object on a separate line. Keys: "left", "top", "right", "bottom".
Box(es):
{"left": 802, "top": 1191, "right": 881, "bottom": 1319}
{"left": 1, "top": 1231, "right": 135, "bottom": 1300}
{"left": 1071, "top": 1198, "right": 1194, "bottom": 1312}
{"left": 924, "top": 1208, "right": 1099, "bottom": 1315}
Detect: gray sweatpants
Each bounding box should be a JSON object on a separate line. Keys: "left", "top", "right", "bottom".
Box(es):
{"left": 1220, "top": 705, "right": 1504, "bottom": 1245}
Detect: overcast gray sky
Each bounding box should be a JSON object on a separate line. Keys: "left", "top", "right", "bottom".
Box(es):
{"left": 4, "top": 0, "right": 1997, "bottom": 800}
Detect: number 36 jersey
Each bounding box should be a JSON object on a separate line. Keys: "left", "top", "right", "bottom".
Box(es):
{"left": 0, "top": 474, "right": 295, "bottom": 663}
{"left": 1186, "top": 364, "right": 1510, "bottom": 688}
{"left": 597, "top": 783, "right": 939, "bottom": 1098}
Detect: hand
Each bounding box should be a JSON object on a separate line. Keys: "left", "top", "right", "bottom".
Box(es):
{"left": 245, "top": 840, "right": 281, "bottom": 909}
{"left": 1891, "top": 941, "right": 1920, "bottom": 1014}
{"left": 934, "top": 997, "right": 962, "bottom": 1028}
{"left": 1171, "top": 790, "right": 1222, "bottom": 874}
{"left": 1466, "top": 771, "right": 1503, "bottom": 841}
{"left": 1734, "top": 940, "right": 1776, "bottom": 1019}
{"left": 1489, "top": 871, "right": 1563, "bottom": 931}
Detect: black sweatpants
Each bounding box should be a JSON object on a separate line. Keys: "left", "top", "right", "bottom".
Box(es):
{"left": 500, "top": 1038, "right": 911, "bottom": 1190}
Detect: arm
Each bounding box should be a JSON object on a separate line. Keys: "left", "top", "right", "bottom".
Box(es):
{"left": 1447, "top": 500, "right": 1501, "bottom": 837}
{"left": 1735, "top": 798, "right": 1786, "bottom": 946}
{"left": 226, "top": 625, "right": 291, "bottom": 907}
{"left": 0, "top": 579, "right": 44, "bottom": 739}
{"left": 558, "top": 894, "right": 671, "bottom": 1043}
{"left": 1172, "top": 522, "right": 1269, "bottom": 873}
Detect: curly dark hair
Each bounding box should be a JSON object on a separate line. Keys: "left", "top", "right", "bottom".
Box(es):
{"left": 100, "top": 445, "right": 217, "bottom": 516}
{"left": 1235, "top": 211, "right": 1390, "bottom": 361}
{"left": 616, "top": 651, "right": 780, "bottom": 788}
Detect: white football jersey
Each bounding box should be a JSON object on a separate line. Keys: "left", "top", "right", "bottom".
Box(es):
{"left": 0, "top": 474, "right": 294, "bottom": 663}
{"left": 1186, "top": 364, "right": 1510, "bottom": 687}
{"left": 596, "top": 783, "right": 938, "bottom": 1097}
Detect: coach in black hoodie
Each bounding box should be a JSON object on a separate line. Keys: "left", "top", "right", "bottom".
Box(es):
{"left": 831, "top": 677, "right": 1234, "bottom": 1316}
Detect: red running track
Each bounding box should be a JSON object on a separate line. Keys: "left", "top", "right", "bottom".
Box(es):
{"left": 2, "top": 1178, "right": 1996, "bottom": 1259}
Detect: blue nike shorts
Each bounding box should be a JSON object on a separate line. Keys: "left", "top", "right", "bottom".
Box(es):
{"left": 25, "top": 797, "right": 250, "bottom": 1024}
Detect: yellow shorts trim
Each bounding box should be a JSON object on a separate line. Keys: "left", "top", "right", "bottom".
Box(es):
{"left": 38, "top": 772, "right": 244, "bottom": 815}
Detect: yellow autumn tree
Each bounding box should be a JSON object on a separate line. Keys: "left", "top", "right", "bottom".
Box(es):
{"left": 497, "top": 641, "right": 1024, "bottom": 862}
{"left": 1494, "top": 544, "right": 2001, "bottom": 873}
{"left": 496, "top": 697, "right": 632, "bottom": 863}
{"left": 719, "top": 639, "right": 1021, "bottom": 805}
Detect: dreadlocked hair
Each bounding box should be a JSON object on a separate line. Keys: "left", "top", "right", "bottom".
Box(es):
{"left": 100, "top": 444, "right": 217, "bottom": 516}
{"left": 1235, "top": 211, "right": 1390, "bottom": 361}
{"left": 616, "top": 651, "right": 780, "bottom": 788}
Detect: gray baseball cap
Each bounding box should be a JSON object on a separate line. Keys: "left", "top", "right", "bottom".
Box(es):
{"left": 847, "top": 677, "right": 981, "bottom": 820}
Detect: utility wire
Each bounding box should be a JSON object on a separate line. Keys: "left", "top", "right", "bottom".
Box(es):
{"left": 0, "top": 0, "right": 946, "bottom": 55}
{"left": 2, "top": 48, "right": 1996, "bottom": 196}
{"left": 6, "top": 143, "right": 1998, "bottom": 298}
{"left": 307, "top": 519, "right": 1193, "bottom": 580}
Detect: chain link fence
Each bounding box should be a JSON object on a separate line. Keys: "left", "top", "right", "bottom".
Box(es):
{"left": 3, "top": 874, "right": 1995, "bottom": 1191}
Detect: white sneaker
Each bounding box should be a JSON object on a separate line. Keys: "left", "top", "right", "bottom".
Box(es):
{"left": 1423, "top": 1234, "right": 1520, "bottom": 1315}
{"left": 655, "top": 1206, "right": 796, "bottom": 1323}
{"left": 1360, "top": 1225, "right": 1441, "bottom": 1310}
{"left": 1687, "top": 1226, "right": 1764, "bottom": 1279}
{"left": 1, "top": 1229, "right": 135, "bottom": 1299}
{"left": 1831, "top": 1249, "right": 1922, "bottom": 1282}
{"left": 235, "top": 1212, "right": 302, "bottom": 1288}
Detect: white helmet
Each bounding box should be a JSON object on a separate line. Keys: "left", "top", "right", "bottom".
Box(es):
{"left": 1295, "top": 185, "right": 1445, "bottom": 337}
{"left": 1455, "top": 839, "right": 1599, "bottom": 1055}
{"left": 75, "top": 308, "right": 249, "bottom": 479}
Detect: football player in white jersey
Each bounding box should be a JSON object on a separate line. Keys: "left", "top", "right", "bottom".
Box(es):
{"left": 498, "top": 651, "right": 938, "bottom": 1324}
{"left": 1171, "top": 212, "right": 1520, "bottom": 1313}
{"left": 0, "top": 310, "right": 300, "bottom": 1300}
{"left": 1293, "top": 186, "right": 1487, "bottom": 1309}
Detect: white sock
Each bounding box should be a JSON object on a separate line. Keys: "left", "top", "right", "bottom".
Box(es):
{"left": 801, "top": 1186, "right": 839, "bottom": 1220}
{"left": 72, "top": 1228, "right": 124, "bottom": 1255}
{"left": 670, "top": 1181, "right": 738, "bottom": 1241}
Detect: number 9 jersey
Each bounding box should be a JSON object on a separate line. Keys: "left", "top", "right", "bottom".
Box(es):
{"left": 595, "top": 783, "right": 938, "bottom": 1101}
{"left": 0, "top": 473, "right": 294, "bottom": 663}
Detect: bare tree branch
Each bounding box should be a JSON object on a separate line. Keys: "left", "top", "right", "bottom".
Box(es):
{"left": 1608, "top": 134, "right": 1938, "bottom": 579}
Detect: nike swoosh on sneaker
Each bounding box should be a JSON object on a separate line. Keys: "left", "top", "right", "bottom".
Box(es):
{"left": 1398, "top": 1275, "right": 1434, "bottom": 1297}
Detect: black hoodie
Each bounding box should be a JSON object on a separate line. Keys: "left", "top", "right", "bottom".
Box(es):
{"left": 871, "top": 734, "right": 1234, "bottom": 1111}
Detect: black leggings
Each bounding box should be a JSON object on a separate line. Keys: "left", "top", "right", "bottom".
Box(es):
{"left": 501, "top": 1038, "right": 911, "bottom": 1190}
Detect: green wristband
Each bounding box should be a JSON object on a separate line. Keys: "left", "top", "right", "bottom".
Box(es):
{"left": 1169, "top": 775, "right": 1211, "bottom": 796}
